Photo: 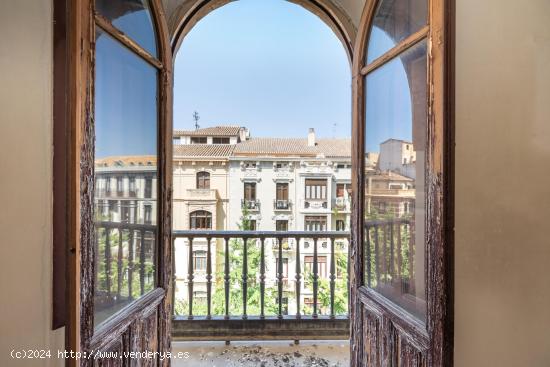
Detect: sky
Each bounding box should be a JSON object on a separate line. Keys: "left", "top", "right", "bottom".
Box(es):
{"left": 173, "top": 0, "right": 352, "bottom": 139}
{"left": 94, "top": 0, "right": 416, "bottom": 157}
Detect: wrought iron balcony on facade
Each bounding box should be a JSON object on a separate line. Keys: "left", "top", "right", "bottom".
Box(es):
{"left": 273, "top": 199, "right": 291, "bottom": 210}
{"left": 241, "top": 199, "right": 260, "bottom": 211}
{"left": 172, "top": 230, "right": 350, "bottom": 341}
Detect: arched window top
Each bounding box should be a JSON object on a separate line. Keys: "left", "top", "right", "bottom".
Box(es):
{"left": 365, "top": 0, "right": 428, "bottom": 64}
{"left": 196, "top": 171, "right": 211, "bottom": 189}
{"left": 190, "top": 210, "right": 211, "bottom": 216}
{"left": 190, "top": 210, "right": 212, "bottom": 230}
{"left": 96, "top": 0, "right": 158, "bottom": 57}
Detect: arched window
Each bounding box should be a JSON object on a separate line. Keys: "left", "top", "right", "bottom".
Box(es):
{"left": 196, "top": 171, "right": 210, "bottom": 189}
{"left": 362, "top": 0, "right": 429, "bottom": 322}
{"left": 70, "top": 0, "right": 174, "bottom": 359}
{"left": 351, "top": 0, "right": 452, "bottom": 364}
{"left": 190, "top": 210, "right": 212, "bottom": 229}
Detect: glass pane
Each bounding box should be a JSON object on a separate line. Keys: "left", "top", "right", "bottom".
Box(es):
{"left": 96, "top": 0, "right": 158, "bottom": 57}
{"left": 364, "top": 40, "right": 427, "bottom": 321}
{"left": 94, "top": 28, "right": 158, "bottom": 328}
{"left": 366, "top": 0, "right": 427, "bottom": 64}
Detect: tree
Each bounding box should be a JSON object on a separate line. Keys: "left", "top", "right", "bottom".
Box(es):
{"left": 175, "top": 207, "right": 350, "bottom": 317}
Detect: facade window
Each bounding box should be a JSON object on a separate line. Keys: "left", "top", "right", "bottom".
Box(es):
{"left": 144, "top": 204, "right": 152, "bottom": 224}
{"left": 276, "top": 297, "right": 289, "bottom": 315}
{"left": 193, "top": 250, "right": 207, "bottom": 272}
{"left": 212, "top": 137, "right": 230, "bottom": 144}
{"left": 116, "top": 177, "right": 123, "bottom": 196}
{"left": 305, "top": 216, "right": 327, "bottom": 231}
{"left": 191, "top": 137, "right": 207, "bottom": 144}
{"left": 144, "top": 177, "right": 153, "bottom": 198}
{"left": 275, "top": 258, "right": 289, "bottom": 280}
{"left": 305, "top": 179, "right": 327, "bottom": 200}
{"left": 243, "top": 162, "right": 257, "bottom": 169}
{"left": 190, "top": 210, "right": 212, "bottom": 230}
{"left": 275, "top": 183, "right": 289, "bottom": 209}
{"left": 246, "top": 219, "right": 257, "bottom": 231}
{"left": 120, "top": 203, "right": 132, "bottom": 223}
{"left": 336, "top": 220, "right": 346, "bottom": 231}
{"left": 304, "top": 256, "right": 327, "bottom": 278}
{"left": 196, "top": 171, "right": 210, "bottom": 189}
{"left": 276, "top": 220, "right": 288, "bottom": 232}
{"left": 242, "top": 182, "right": 259, "bottom": 210}
{"left": 336, "top": 183, "right": 352, "bottom": 198}
{"left": 108, "top": 200, "right": 118, "bottom": 221}
{"left": 105, "top": 176, "right": 112, "bottom": 196}
{"left": 129, "top": 177, "right": 136, "bottom": 197}
{"left": 276, "top": 183, "right": 289, "bottom": 201}
{"left": 244, "top": 182, "right": 256, "bottom": 201}
{"left": 276, "top": 220, "right": 289, "bottom": 244}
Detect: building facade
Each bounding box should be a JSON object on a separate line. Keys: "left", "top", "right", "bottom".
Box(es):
{"left": 94, "top": 156, "right": 158, "bottom": 225}
{"left": 172, "top": 126, "right": 352, "bottom": 315}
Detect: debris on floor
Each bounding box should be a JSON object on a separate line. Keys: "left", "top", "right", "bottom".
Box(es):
{"left": 172, "top": 340, "right": 349, "bottom": 367}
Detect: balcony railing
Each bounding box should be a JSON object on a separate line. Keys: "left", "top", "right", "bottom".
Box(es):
{"left": 273, "top": 199, "right": 291, "bottom": 210}
{"left": 333, "top": 197, "right": 349, "bottom": 210}
{"left": 93, "top": 218, "right": 414, "bottom": 342}
{"left": 94, "top": 221, "right": 157, "bottom": 310}
{"left": 172, "top": 230, "right": 350, "bottom": 341}
{"left": 241, "top": 199, "right": 260, "bottom": 210}
{"left": 304, "top": 199, "right": 328, "bottom": 210}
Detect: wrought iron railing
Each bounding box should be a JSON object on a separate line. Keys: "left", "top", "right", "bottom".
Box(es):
{"left": 273, "top": 199, "right": 291, "bottom": 210}
{"left": 93, "top": 218, "right": 415, "bottom": 341}
{"left": 241, "top": 199, "right": 260, "bottom": 210}
{"left": 172, "top": 230, "right": 350, "bottom": 341}
{"left": 94, "top": 221, "right": 157, "bottom": 310}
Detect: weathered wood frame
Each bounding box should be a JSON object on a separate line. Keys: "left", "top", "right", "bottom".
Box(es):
{"left": 62, "top": 0, "right": 173, "bottom": 365}
{"left": 349, "top": 0, "right": 454, "bottom": 365}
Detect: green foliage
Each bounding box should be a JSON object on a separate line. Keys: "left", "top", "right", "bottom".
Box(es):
{"left": 364, "top": 208, "right": 414, "bottom": 288}
{"left": 95, "top": 223, "right": 155, "bottom": 301}
{"left": 175, "top": 207, "right": 350, "bottom": 317}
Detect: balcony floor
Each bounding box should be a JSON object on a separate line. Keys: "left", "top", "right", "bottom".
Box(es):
{"left": 172, "top": 340, "right": 349, "bottom": 367}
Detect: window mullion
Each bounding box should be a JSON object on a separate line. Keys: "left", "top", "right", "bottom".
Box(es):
{"left": 94, "top": 13, "right": 163, "bottom": 70}
{"left": 361, "top": 25, "right": 429, "bottom": 76}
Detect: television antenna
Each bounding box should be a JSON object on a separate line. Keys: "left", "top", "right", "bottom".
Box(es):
{"left": 193, "top": 111, "right": 200, "bottom": 130}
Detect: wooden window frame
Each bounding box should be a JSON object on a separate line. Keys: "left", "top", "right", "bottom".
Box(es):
{"left": 212, "top": 137, "right": 230, "bottom": 144}
{"left": 305, "top": 179, "right": 327, "bottom": 200}
{"left": 350, "top": 0, "right": 454, "bottom": 365}
{"left": 196, "top": 171, "right": 210, "bottom": 189}
{"left": 193, "top": 250, "right": 207, "bottom": 272}
{"left": 53, "top": 0, "right": 174, "bottom": 363}
{"left": 190, "top": 210, "right": 212, "bottom": 230}
{"left": 276, "top": 219, "right": 289, "bottom": 232}
{"left": 244, "top": 182, "right": 257, "bottom": 201}
{"left": 276, "top": 182, "right": 289, "bottom": 201}
{"left": 305, "top": 216, "right": 327, "bottom": 231}
{"left": 191, "top": 136, "right": 207, "bottom": 144}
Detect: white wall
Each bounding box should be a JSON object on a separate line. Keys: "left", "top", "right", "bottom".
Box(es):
{"left": 0, "top": 1, "right": 64, "bottom": 366}
{"left": 454, "top": 0, "right": 550, "bottom": 365}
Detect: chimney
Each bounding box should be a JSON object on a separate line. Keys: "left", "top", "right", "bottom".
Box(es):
{"left": 307, "top": 128, "right": 316, "bottom": 147}
{"left": 239, "top": 127, "right": 250, "bottom": 142}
